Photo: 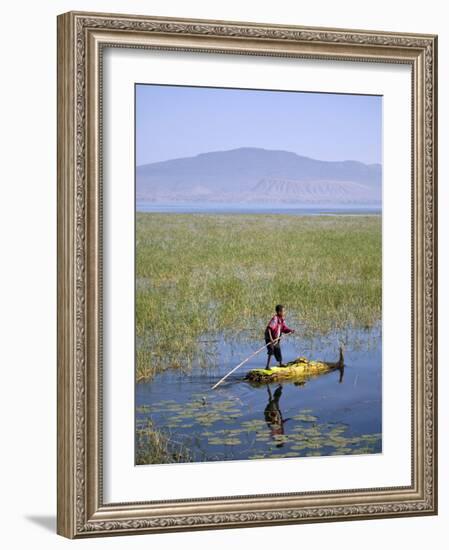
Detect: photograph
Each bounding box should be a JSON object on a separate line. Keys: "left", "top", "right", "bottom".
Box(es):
{"left": 134, "top": 83, "right": 383, "bottom": 465}
{"left": 55, "top": 9, "right": 437, "bottom": 538}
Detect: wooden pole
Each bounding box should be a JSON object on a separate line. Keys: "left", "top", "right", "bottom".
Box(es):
{"left": 210, "top": 332, "right": 293, "bottom": 390}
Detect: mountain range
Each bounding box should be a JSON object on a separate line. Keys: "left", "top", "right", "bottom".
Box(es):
{"left": 136, "top": 147, "right": 382, "bottom": 206}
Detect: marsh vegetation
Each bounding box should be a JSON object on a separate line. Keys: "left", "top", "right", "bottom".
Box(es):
{"left": 135, "top": 213, "right": 382, "bottom": 464}
{"left": 136, "top": 213, "right": 381, "bottom": 381}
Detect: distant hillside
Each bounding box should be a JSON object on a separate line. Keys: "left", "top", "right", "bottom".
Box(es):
{"left": 136, "top": 147, "right": 382, "bottom": 205}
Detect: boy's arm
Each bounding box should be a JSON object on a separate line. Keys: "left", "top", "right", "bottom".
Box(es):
{"left": 281, "top": 320, "right": 295, "bottom": 334}
{"left": 267, "top": 318, "right": 278, "bottom": 342}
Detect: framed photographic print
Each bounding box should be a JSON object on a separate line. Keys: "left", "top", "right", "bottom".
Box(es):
{"left": 57, "top": 11, "right": 438, "bottom": 538}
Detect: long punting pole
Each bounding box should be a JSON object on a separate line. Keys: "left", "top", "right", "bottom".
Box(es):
{"left": 210, "top": 332, "right": 293, "bottom": 390}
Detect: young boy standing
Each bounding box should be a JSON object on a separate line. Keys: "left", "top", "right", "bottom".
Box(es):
{"left": 265, "top": 304, "right": 295, "bottom": 369}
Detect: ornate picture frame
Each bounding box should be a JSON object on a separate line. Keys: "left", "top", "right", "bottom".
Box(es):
{"left": 57, "top": 10, "right": 438, "bottom": 538}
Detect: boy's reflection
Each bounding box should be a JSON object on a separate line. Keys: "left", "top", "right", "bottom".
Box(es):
{"left": 263, "top": 366, "right": 345, "bottom": 447}
{"left": 264, "top": 384, "right": 291, "bottom": 447}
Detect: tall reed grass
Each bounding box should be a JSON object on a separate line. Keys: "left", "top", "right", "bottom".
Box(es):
{"left": 136, "top": 214, "right": 381, "bottom": 381}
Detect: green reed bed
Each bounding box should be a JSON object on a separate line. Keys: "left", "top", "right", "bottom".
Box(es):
{"left": 136, "top": 213, "right": 381, "bottom": 381}
{"left": 135, "top": 417, "right": 193, "bottom": 465}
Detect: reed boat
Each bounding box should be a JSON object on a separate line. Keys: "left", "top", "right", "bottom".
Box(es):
{"left": 244, "top": 346, "right": 344, "bottom": 383}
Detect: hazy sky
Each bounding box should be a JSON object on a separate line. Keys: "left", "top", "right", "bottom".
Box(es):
{"left": 136, "top": 84, "right": 382, "bottom": 166}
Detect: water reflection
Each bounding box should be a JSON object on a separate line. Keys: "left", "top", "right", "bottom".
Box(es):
{"left": 264, "top": 385, "right": 291, "bottom": 447}
{"left": 263, "top": 366, "right": 345, "bottom": 447}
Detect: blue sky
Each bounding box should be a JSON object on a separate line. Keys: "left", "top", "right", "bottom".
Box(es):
{"left": 136, "top": 84, "right": 382, "bottom": 166}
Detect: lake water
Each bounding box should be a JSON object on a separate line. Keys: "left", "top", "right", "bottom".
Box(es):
{"left": 135, "top": 325, "right": 382, "bottom": 465}
{"left": 136, "top": 202, "right": 381, "bottom": 216}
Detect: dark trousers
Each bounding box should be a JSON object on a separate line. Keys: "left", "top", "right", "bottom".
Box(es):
{"left": 265, "top": 328, "right": 283, "bottom": 363}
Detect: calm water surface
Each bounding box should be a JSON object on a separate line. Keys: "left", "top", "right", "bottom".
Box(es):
{"left": 136, "top": 202, "right": 381, "bottom": 215}
{"left": 135, "top": 326, "right": 382, "bottom": 464}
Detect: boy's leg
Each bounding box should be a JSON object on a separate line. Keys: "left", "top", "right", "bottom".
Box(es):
{"left": 264, "top": 329, "right": 273, "bottom": 369}
{"left": 265, "top": 339, "right": 273, "bottom": 370}
{"left": 274, "top": 344, "right": 283, "bottom": 366}
{"left": 265, "top": 353, "right": 272, "bottom": 370}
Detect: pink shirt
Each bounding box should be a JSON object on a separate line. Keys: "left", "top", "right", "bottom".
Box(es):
{"left": 266, "top": 315, "right": 293, "bottom": 339}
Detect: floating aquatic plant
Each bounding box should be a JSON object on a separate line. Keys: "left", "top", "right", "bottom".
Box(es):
{"left": 136, "top": 395, "right": 381, "bottom": 465}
